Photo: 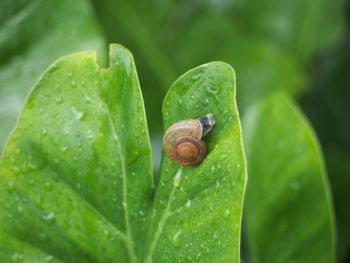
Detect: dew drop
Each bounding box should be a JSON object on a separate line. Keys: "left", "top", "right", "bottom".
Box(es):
{"left": 45, "top": 182, "right": 52, "bottom": 190}
{"left": 219, "top": 155, "right": 226, "bottom": 160}
{"left": 224, "top": 209, "right": 230, "bottom": 219}
{"left": 39, "top": 233, "right": 48, "bottom": 242}
{"left": 41, "top": 212, "right": 55, "bottom": 225}
{"left": 201, "top": 98, "right": 209, "bottom": 106}
{"left": 173, "top": 168, "right": 182, "bottom": 187}
{"left": 206, "top": 86, "right": 218, "bottom": 94}
{"left": 87, "top": 129, "right": 94, "bottom": 139}
{"left": 28, "top": 159, "right": 38, "bottom": 169}
{"left": 139, "top": 210, "right": 145, "bottom": 216}
{"left": 7, "top": 181, "right": 16, "bottom": 192}
{"left": 72, "top": 107, "right": 84, "bottom": 121}
{"left": 60, "top": 146, "right": 68, "bottom": 152}
{"left": 191, "top": 73, "right": 201, "bottom": 81}
{"left": 11, "top": 252, "right": 24, "bottom": 261}
{"left": 171, "top": 231, "right": 182, "bottom": 247}
{"left": 11, "top": 165, "right": 20, "bottom": 173}
{"left": 45, "top": 255, "right": 54, "bottom": 262}
{"left": 290, "top": 180, "right": 300, "bottom": 190}
{"left": 195, "top": 253, "right": 202, "bottom": 260}
{"left": 103, "top": 230, "right": 110, "bottom": 237}
{"left": 84, "top": 95, "right": 91, "bottom": 103}
{"left": 17, "top": 206, "right": 23, "bottom": 213}
{"left": 55, "top": 97, "right": 63, "bottom": 104}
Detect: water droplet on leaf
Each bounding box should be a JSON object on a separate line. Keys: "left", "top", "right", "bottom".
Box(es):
{"left": 41, "top": 212, "right": 55, "bottom": 225}
{"left": 171, "top": 231, "right": 182, "bottom": 247}
{"left": 173, "top": 168, "right": 182, "bottom": 187}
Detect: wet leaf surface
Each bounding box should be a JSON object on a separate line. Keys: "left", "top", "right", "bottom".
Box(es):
{"left": 0, "top": 50, "right": 246, "bottom": 262}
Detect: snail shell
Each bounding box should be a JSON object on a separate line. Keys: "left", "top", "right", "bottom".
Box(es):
{"left": 163, "top": 114, "right": 215, "bottom": 166}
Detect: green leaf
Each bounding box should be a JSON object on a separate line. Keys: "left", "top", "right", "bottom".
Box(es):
{"left": 243, "top": 92, "right": 335, "bottom": 263}
{"left": 0, "top": 44, "right": 154, "bottom": 262}
{"left": 0, "top": 48, "right": 246, "bottom": 261}
{"left": 0, "top": 0, "right": 104, "bottom": 151}
{"left": 144, "top": 62, "right": 247, "bottom": 262}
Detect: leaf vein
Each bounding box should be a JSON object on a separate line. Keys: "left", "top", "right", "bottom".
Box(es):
{"left": 106, "top": 110, "right": 137, "bottom": 262}
{"left": 145, "top": 168, "right": 183, "bottom": 263}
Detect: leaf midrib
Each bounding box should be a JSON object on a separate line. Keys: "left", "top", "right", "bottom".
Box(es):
{"left": 144, "top": 167, "right": 183, "bottom": 263}
{"left": 106, "top": 109, "right": 136, "bottom": 262}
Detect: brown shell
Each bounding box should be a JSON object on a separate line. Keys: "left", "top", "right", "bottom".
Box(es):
{"left": 167, "top": 136, "right": 206, "bottom": 166}
{"left": 163, "top": 115, "right": 215, "bottom": 166}
{"left": 163, "top": 119, "right": 203, "bottom": 154}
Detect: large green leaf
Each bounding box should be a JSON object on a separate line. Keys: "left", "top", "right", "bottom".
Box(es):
{"left": 0, "top": 0, "right": 104, "bottom": 150}
{"left": 0, "top": 44, "right": 154, "bottom": 262}
{"left": 144, "top": 62, "right": 247, "bottom": 262}
{"left": 0, "top": 46, "right": 246, "bottom": 261}
{"left": 243, "top": 92, "right": 335, "bottom": 262}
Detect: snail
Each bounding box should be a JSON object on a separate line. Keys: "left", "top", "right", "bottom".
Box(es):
{"left": 163, "top": 114, "right": 216, "bottom": 166}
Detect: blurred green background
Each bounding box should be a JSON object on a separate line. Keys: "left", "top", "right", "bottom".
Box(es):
{"left": 0, "top": 0, "right": 349, "bottom": 262}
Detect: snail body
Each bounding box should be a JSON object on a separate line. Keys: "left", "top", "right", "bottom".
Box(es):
{"left": 163, "top": 114, "right": 215, "bottom": 166}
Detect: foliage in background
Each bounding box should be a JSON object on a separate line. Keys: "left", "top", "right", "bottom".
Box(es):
{"left": 0, "top": 0, "right": 103, "bottom": 150}
{"left": 244, "top": 93, "right": 335, "bottom": 263}
{"left": 0, "top": 0, "right": 349, "bottom": 262}
{"left": 301, "top": 32, "right": 350, "bottom": 261}
{"left": 92, "top": 0, "right": 344, "bottom": 123}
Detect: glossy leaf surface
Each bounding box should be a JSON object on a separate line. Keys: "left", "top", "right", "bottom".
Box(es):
{"left": 0, "top": 50, "right": 246, "bottom": 262}
{"left": 243, "top": 92, "right": 335, "bottom": 263}
{"left": 144, "top": 62, "right": 247, "bottom": 262}
{"left": 0, "top": 44, "right": 153, "bottom": 262}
